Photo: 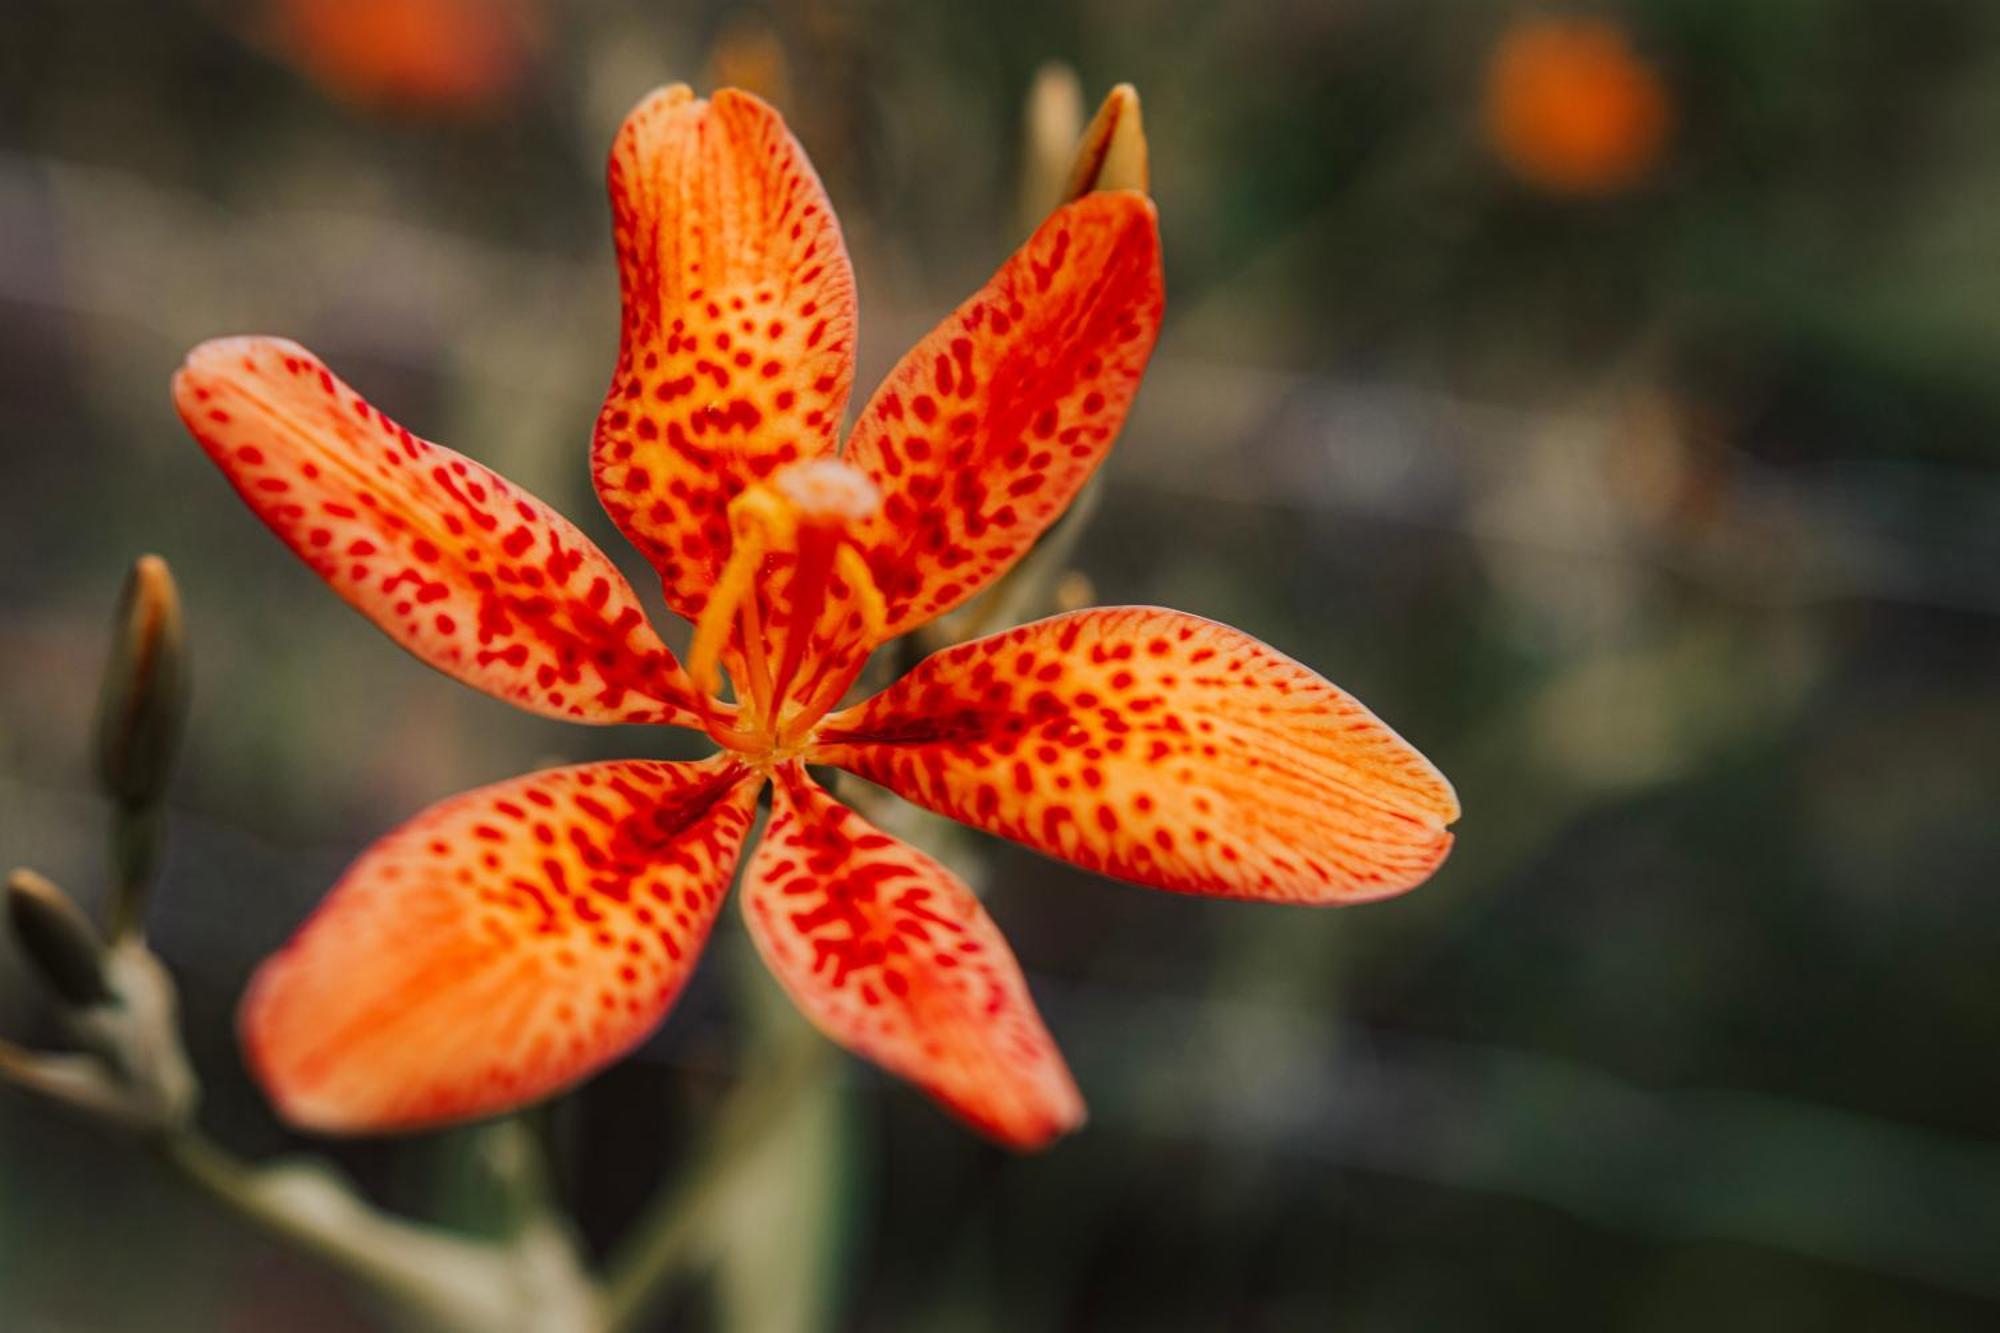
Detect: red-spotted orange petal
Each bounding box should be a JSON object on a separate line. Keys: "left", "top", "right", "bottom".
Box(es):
{"left": 594, "top": 85, "right": 858, "bottom": 621}
{"left": 174, "top": 337, "right": 701, "bottom": 726}
{"left": 741, "top": 764, "right": 1083, "bottom": 1149}
{"left": 241, "top": 757, "right": 762, "bottom": 1133}
{"left": 815, "top": 608, "right": 1460, "bottom": 904}
{"left": 846, "top": 192, "right": 1163, "bottom": 638}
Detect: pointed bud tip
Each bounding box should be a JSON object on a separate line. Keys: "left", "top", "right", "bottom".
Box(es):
{"left": 131, "top": 552, "right": 173, "bottom": 602}
{"left": 7, "top": 866, "right": 63, "bottom": 905}
{"left": 119, "top": 552, "right": 184, "bottom": 636}
{"left": 1065, "top": 82, "right": 1149, "bottom": 202}
{"left": 7, "top": 869, "right": 111, "bottom": 1007}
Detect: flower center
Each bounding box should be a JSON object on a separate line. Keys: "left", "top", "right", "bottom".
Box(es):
{"left": 688, "top": 459, "right": 886, "bottom": 760}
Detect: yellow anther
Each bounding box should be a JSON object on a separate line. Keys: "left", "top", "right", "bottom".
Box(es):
{"left": 687, "top": 521, "right": 768, "bottom": 699}
{"left": 834, "top": 543, "right": 887, "bottom": 646}
{"left": 728, "top": 481, "right": 800, "bottom": 546}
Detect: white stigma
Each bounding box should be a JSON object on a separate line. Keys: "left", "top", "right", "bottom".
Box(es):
{"left": 773, "top": 458, "right": 881, "bottom": 524}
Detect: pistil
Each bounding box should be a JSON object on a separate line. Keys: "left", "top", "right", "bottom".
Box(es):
{"left": 777, "top": 543, "right": 885, "bottom": 746}
{"left": 765, "top": 522, "right": 839, "bottom": 720}
{"left": 685, "top": 459, "right": 888, "bottom": 759}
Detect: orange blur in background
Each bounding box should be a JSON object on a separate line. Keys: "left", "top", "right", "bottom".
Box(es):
{"left": 263, "top": 0, "right": 542, "bottom": 116}
{"left": 1484, "top": 15, "right": 1671, "bottom": 195}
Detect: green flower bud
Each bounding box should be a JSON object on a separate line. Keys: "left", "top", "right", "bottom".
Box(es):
{"left": 6, "top": 868, "right": 110, "bottom": 1007}
{"left": 1063, "top": 83, "right": 1148, "bottom": 202}
{"left": 96, "top": 554, "right": 189, "bottom": 809}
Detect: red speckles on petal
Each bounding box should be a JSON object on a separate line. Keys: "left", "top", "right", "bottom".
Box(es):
{"left": 740, "top": 764, "right": 1083, "bottom": 1149}
{"left": 173, "top": 337, "right": 703, "bottom": 727}
{"left": 847, "top": 193, "right": 1164, "bottom": 639}
{"left": 593, "top": 85, "right": 857, "bottom": 623}
{"left": 815, "top": 608, "right": 1460, "bottom": 904}
{"left": 241, "top": 757, "right": 762, "bottom": 1134}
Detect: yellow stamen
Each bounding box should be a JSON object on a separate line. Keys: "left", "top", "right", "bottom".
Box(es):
{"left": 734, "top": 584, "right": 775, "bottom": 723}
{"left": 694, "top": 460, "right": 887, "bottom": 753}
{"left": 835, "top": 543, "right": 887, "bottom": 647}
{"left": 687, "top": 520, "right": 769, "bottom": 700}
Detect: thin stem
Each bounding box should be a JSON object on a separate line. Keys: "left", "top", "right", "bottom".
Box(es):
{"left": 598, "top": 1040, "right": 831, "bottom": 1333}
{"left": 107, "top": 800, "right": 166, "bottom": 940}
{"left": 161, "top": 1130, "right": 597, "bottom": 1333}
{"left": 0, "top": 1039, "right": 147, "bottom": 1125}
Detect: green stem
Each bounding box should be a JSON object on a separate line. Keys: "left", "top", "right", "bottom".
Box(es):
{"left": 107, "top": 799, "right": 166, "bottom": 941}
{"left": 598, "top": 1039, "right": 831, "bottom": 1333}
{"left": 162, "top": 1130, "right": 597, "bottom": 1332}
{"left": 0, "top": 1039, "right": 147, "bottom": 1125}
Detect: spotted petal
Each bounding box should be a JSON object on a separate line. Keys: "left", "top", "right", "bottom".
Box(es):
{"left": 241, "top": 758, "right": 761, "bottom": 1133}
{"left": 846, "top": 192, "right": 1163, "bottom": 639}
{"left": 741, "top": 764, "right": 1083, "bottom": 1148}
{"left": 174, "top": 337, "right": 700, "bottom": 725}
{"left": 816, "top": 608, "right": 1459, "bottom": 903}
{"left": 594, "top": 85, "right": 858, "bottom": 621}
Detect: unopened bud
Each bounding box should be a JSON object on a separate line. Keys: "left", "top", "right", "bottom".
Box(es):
{"left": 1063, "top": 83, "right": 1148, "bottom": 202}
{"left": 7, "top": 869, "right": 110, "bottom": 1007}
{"left": 96, "top": 554, "right": 188, "bottom": 809}
{"left": 1020, "top": 63, "right": 1086, "bottom": 229}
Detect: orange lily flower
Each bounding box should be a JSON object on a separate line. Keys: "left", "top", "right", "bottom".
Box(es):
{"left": 172, "top": 87, "right": 1459, "bottom": 1149}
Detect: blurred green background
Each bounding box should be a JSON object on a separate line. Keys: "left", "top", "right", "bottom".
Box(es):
{"left": 4, "top": 0, "right": 1999, "bottom": 1328}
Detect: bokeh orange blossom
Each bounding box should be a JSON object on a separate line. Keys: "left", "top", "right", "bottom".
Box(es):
{"left": 1484, "top": 14, "right": 1672, "bottom": 195}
